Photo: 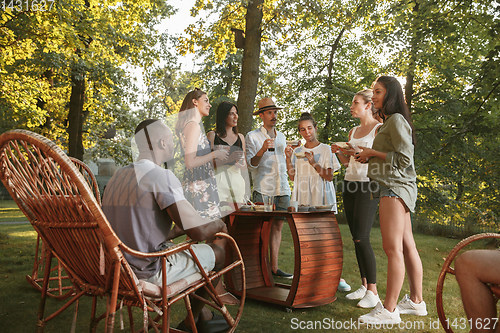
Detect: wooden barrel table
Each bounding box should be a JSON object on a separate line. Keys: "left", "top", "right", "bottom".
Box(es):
{"left": 224, "top": 210, "right": 343, "bottom": 308}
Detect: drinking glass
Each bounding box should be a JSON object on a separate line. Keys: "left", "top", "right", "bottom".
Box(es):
{"left": 263, "top": 195, "right": 274, "bottom": 212}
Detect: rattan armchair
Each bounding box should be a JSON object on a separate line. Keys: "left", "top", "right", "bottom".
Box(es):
{"left": 26, "top": 156, "right": 101, "bottom": 300}
{"left": 0, "top": 129, "right": 245, "bottom": 333}
{"left": 436, "top": 232, "right": 500, "bottom": 333}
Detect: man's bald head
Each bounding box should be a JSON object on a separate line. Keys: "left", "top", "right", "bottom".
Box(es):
{"left": 135, "top": 119, "right": 173, "bottom": 163}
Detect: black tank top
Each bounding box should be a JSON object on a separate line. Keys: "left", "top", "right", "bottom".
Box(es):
{"left": 214, "top": 133, "right": 243, "bottom": 166}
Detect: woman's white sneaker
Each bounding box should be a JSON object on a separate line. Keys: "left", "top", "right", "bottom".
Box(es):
{"left": 357, "top": 290, "right": 380, "bottom": 308}
{"left": 359, "top": 302, "right": 401, "bottom": 324}
{"left": 346, "top": 285, "right": 366, "bottom": 300}
{"left": 396, "top": 294, "right": 428, "bottom": 316}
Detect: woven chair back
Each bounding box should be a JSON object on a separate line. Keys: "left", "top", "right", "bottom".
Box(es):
{"left": 0, "top": 129, "right": 138, "bottom": 298}
{"left": 69, "top": 156, "right": 101, "bottom": 205}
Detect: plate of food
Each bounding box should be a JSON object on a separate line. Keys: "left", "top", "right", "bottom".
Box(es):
{"left": 253, "top": 205, "right": 266, "bottom": 212}
{"left": 334, "top": 142, "right": 350, "bottom": 149}
{"left": 239, "top": 204, "right": 252, "bottom": 211}
{"left": 298, "top": 205, "right": 310, "bottom": 212}
{"left": 287, "top": 140, "right": 301, "bottom": 146}
{"left": 315, "top": 205, "right": 333, "bottom": 211}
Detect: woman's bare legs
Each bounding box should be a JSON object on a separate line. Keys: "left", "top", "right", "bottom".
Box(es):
{"left": 379, "top": 196, "right": 423, "bottom": 311}
{"left": 379, "top": 196, "right": 406, "bottom": 311}
{"left": 402, "top": 210, "right": 424, "bottom": 304}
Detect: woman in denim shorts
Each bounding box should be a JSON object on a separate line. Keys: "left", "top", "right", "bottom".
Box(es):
{"left": 354, "top": 76, "right": 427, "bottom": 324}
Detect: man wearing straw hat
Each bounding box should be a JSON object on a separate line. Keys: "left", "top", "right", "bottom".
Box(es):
{"left": 245, "top": 97, "right": 293, "bottom": 279}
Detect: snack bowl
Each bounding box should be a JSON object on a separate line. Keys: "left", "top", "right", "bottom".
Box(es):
{"left": 298, "top": 206, "right": 309, "bottom": 212}
{"left": 295, "top": 152, "right": 306, "bottom": 158}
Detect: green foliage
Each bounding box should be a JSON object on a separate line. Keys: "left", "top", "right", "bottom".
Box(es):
{"left": 2, "top": 0, "right": 499, "bottom": 232}
{"left": 0, "top": 0, "right": 175, "bottom": 154}
{"left": 180, "top": 0, "right": 500, "bottom": 232}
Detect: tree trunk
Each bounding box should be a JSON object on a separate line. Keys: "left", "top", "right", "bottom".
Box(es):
{"left": 224, "top": 60, "right": 233, "bottom": 96}
{"left": 236, "top": 0, "right": 263, "bottom": 136}
{"left": 67, "top": 71, "right": 85, "bottom": 160}
{"left": 321, "top": 27, "right": 345, "bottom": 143}
{"left": 67, "top": 0, "right": 91, "bottom": 160}
{"left": 405, "top": 1, "right": 419, "bottom": 113}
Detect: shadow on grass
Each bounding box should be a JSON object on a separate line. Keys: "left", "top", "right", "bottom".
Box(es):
{"left": 0, "top": 220, "right": 489, "bottom": 332}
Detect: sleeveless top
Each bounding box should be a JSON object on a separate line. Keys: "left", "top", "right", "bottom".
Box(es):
{"left": 213, "top": 132, "right": 247, "bottom": 204}
{"left": 345, "top": 123, "right": 382, "bottom": 182}
{"left": 179, "top": 121, "right": 221, "bottom": 221}
{"left": 214, "top": 133, "right": 243, "bottom": 166}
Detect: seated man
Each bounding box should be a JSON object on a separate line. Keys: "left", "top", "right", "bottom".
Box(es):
{"left": 455, "top": 249, "right": 500, "bottom": 333}
{"left": 102, "top": 119, "right": 228, "bottom": 332}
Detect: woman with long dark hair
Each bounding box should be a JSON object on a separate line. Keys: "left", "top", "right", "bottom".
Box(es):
{"left": 356, "top": 76, "right": 426, "bottom": 324}
{"left": 207, "top": 101, "right": 248, "bottom": 206}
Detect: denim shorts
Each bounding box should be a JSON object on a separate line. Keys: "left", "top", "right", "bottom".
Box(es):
{"left": 252, "top": 191, "right": 290, "bottom": 211}
{"left": 379, "top": 185, "right": 400, "bottom": 199}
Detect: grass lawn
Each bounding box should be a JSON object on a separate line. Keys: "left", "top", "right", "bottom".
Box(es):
{"left": 0, "top": 200, "right": 28, "bottom": 222}
{"left": 0, "top": 205, "right": 494, "bottom": 332}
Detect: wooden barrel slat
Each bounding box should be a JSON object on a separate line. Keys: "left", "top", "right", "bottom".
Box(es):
{"left": 296, "top": 227, "right": 338, "bottom": 236}
{"left": 300, "top": 244, "right": 343, "bottom": 255}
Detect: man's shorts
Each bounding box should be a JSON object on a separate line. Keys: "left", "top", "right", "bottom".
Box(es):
{"left": 143, "top": 243, "right": 215, "bottom": 287}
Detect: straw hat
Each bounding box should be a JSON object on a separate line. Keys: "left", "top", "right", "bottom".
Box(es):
{"left": 253, "top": 97, "right": 283, "bottom": 115}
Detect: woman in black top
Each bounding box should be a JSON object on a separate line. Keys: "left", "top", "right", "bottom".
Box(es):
{"left": 207, "top": 101, "right": 248, "bottom": 205}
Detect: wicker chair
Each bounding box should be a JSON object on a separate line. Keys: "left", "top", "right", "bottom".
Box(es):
{"left": 0, "top": 129, "right": 245, "bottom": 333}
{"left": 26, "top": 156, "right": 100, "bottom": 300}
{"left": 436, "top": 233, "right": 500, "bottom": 333}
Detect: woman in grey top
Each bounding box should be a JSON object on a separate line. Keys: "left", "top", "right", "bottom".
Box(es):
{"left": 355, "top": 76, "right": 427, "bottom": 325}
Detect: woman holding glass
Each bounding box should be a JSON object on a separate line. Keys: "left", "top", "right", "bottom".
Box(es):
{"left": 176, "top": 90, "right": 240, "bottom": 306}
{"left": 331, "top": 89, "right": 382, "bottom": 309}
{"left": 207, "top": 101, "right": 248, "bottom": 208}
{"left": 355, "top": 76, "right": 427, "bottom": 324}
{"left": 175, "top": 89, "right": 228, "bottom": 220}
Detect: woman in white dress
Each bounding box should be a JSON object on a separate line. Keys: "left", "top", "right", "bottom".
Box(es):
{"left": 285, "top": 112, "right": 341, "bottom": 210}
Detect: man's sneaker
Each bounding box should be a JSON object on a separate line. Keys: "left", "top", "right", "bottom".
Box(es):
{"left": 396, "top": 294, "right": 428, "bottom": 316}
{"left": 357, "top": 290, "right": 380, "bottom": 308}
{"left": 346, "top": 285, "right": 367, "bottom": 300}
{"left": 338, "top": 278, "right": 351, "bottom": 292}
{"left": 272, "top": 269, "right": 293, "bottom": 279}
{"left": 359, "top": 302, "right": 401, "bottom": 325}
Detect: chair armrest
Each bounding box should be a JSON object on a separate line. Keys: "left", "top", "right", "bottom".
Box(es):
{"left": 119, "top": 239, "right": 198, "bottom": 259}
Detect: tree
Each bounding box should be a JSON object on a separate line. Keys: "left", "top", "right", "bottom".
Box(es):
{"left": 378, "top": 0, "right": 500, "bottom": 231}
{"left": 0, "top": 0, "right": 175, "bottom": 159}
